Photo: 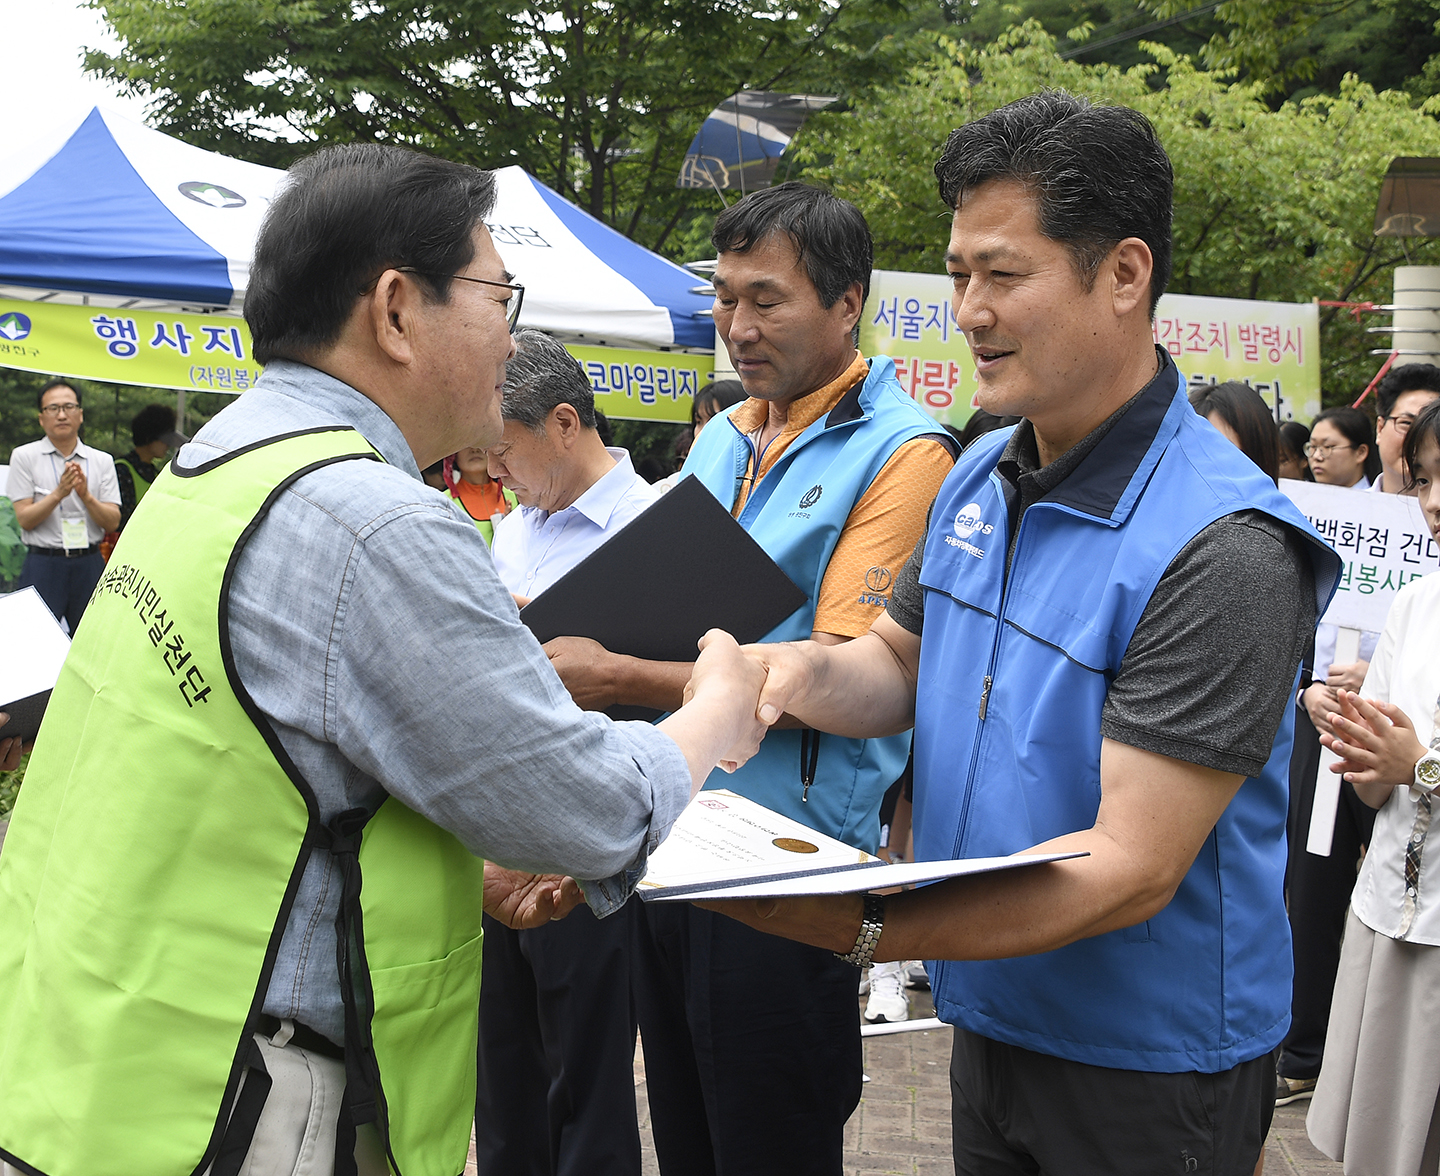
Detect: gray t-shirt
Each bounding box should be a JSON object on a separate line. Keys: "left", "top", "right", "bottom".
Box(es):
{"left": 888, "top": 402, "right": 1315, "bottom": 779}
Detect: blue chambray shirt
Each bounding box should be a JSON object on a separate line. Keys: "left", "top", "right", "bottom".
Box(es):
{"left": 178, "top": 361, "right": 692, "bottom": 1044}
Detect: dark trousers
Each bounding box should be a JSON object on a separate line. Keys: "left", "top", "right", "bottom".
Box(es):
{"left": 631, "top": 902, "right": 863, "bottom": 1176}
{"left": 473, "top": 902, "right": 640, "bottom": 1176}
{"left": 1279, "top": 705, "right": 1375, "bottom": 1080}
{"left": 17, "top": 549, "right": 103, "bottom": 634}
{"left": 949, "top": 1026, "right": 1275, "bottom": 1175}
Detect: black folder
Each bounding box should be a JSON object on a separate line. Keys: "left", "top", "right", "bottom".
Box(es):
{"left": 519, "top": 476, "right": 807, "bottom": 718}
{"left": 0, "top": 690, "right": 50, "bottom": 745}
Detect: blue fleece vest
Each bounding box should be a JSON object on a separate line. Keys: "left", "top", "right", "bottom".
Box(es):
{"left": 913, "top": 363, "right": 1339, "bottom": 1072}
{"left": 684, "top": 356, "right": 950, "bottom": 852}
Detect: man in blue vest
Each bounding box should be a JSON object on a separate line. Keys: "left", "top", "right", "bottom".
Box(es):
{"left": 710, "top": 94, "right": 1342, "bottom": 1173}
{"left": 543, "top": 182, "right": 956, "bottom": 1173}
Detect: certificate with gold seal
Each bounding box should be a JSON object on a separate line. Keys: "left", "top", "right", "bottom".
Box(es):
{"left": 639, "top": 789, "right": 1083, "bottom": 901}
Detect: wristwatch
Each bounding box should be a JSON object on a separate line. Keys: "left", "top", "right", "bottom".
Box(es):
{"left": 835, "top": 894, "right": 886, "bottom": 968}
{"left": 1415, "top": 750, "right": 1440, "bottom": 795}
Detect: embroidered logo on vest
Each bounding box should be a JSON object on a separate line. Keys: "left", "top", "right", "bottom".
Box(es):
{"left": 952, "top": 503, "right": 993, "bottom": 538}
{"left": 945, "top": 502, "right": 993, "bottom": 558}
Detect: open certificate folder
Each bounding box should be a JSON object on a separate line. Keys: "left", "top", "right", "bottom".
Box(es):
{"left": 0, "top": 586, "right": 71, "bottom": 742}
{"left": 638, "top": 790, "right": 1086, "bottom": 902}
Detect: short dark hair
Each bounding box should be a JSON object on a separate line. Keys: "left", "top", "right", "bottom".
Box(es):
{"left": 501, "top": 330, "right": 597, "bottom": 430}
{"left": 934, "top": 91, "right": 1173, "bottom": 316}
{"left": 1376, "top": 363, "right": 1440, "bottom": 419}
{"left": 1402, "top": 397, "right": 1440, "bottom": 489}
{"left": 1312, "top": 405, "right": 1381, "bottom": 481}
{"left": 711, "top": 182, "right": 873, "bottom": 309}
{"left": 37, "top": 380, "right": 79, "bottom": 409}
{"left": 131, "top": 403, "right": 176, "bottom": 447}
{"left": 1278, "top": 420, "right": 1311, "bottom": 478}
{"left": 1190, "top": 381, "right": 1280, "bottom": 484}
{"left": 245, "top": 144, "right": 497, "bottom": 365}
{"left": 692, "top": 378, "right": 746, "bottom": 430}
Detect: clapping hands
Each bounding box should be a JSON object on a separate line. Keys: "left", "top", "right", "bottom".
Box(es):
{"left": 1321, "top": 690, "right": 1429, "bottom": 792}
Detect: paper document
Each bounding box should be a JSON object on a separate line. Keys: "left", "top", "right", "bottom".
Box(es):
{"left": 639, "top": 789, "right": 1086, "bottom": 901}
{"left": 0, "top": 587, "right": 71, "bottom": 742}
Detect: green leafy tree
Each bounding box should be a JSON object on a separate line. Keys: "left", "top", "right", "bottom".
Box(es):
{"left": 86, "top": 0, "right": 924, "bottom": 257}
{"left": 0, "top": 751, "right": 25, "bottom": 821}
{"left": 0, "top": 500, "right": 25, "bottom": 592}
{"left": 792, "top": 22, "right": 1440, "bottom": 403}
{"left": 950, "top": 1, "right": 1440, "bottom": 101}
{"left": 1141, "top": 0, "right": 1440, "bottom": 93}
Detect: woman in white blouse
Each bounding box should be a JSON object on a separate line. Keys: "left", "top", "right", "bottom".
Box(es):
{"left": 1308, "top": 399, "right": 1440, "bottom": 1175}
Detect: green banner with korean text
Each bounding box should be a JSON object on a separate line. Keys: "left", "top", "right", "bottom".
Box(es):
{"left": 859, "top": 271, "right": 1322, "bottom": 427}
{"left": 0, "top": 299, "right": 260, "bottom": 393}
{"left": 0, "top": 298, "right": 712, "bottom": 423}
{"left": 567, "top": 345, "right": 714, "bottom": 424}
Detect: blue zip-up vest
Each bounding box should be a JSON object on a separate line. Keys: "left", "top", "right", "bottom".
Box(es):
{"left": 913, "top": 359, "right": 1340, "bottom": 1072}
{"left": 684, "top": 356, "right": 953, "bottom": 851}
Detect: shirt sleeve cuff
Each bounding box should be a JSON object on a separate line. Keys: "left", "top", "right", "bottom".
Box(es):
{"left": 575, "top": 720, "right": 693, "bottom": 918}
{"left": 1100, "top": 718, "right": 1269, "bottom": 779}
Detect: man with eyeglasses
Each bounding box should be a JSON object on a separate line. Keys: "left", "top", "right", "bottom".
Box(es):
{"left": 0, "top": 144, "right": 767, "bottom": 1176}
{"left": 1373, "top": 363, "right": 1440, "bottom": 494}
{"left": 6, "top": 379, "right": 120, "bottom": 631}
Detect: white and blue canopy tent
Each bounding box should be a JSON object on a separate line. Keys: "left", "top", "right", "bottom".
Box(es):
{"left": 0, "top": 106, "right": 713, "bottom": 352}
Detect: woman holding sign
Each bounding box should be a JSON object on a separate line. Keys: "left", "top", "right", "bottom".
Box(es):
{"left": 1279, "top": 407, "right": 1388, "bottom": 1106}
{"left": 1308, "top": 399, "right": 1440, "bottom": 1176}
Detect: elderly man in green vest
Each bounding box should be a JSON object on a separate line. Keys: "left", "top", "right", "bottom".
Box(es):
{"left": 0, "top": 144, "right": 766, "bottom": 1176}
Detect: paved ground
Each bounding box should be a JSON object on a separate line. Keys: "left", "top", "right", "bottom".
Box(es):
{"left": 467, "top": 984, "right": 1343, "bottom": 1175}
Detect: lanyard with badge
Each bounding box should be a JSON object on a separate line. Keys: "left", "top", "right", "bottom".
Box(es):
{"left": 51, "top": 452, "right": 89, "bottom": 551}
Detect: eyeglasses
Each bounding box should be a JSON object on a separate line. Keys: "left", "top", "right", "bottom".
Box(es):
{"left": 39, "top": 403, "right": 81, "bottom": 417}
{"left": 395, "top": 268, "right": 524, "bottom": 334}
{"left": 1304, "top": 441, "right": 1355, "bottom": 458}
{"left": 1383, "top": 414, "right": 1418, "bottom": 436}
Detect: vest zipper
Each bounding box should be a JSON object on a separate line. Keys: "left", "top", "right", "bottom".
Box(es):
{"left": 951, "top": 503, "right": 1031, "bottom": 859}
{"left": 800, "top": 728, "right": 820, "bottom": 802}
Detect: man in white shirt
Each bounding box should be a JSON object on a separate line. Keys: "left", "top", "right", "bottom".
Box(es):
{"left": 489, "top": 333, "right": 657, "bottom": 605}
{"left": 476, "top": 328, "right": 659, "bottom": 1176}
{"left": 6, "top": 381, "right": 120, "bottom": 631}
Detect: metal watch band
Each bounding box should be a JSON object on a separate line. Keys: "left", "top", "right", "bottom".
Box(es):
{"left": 835, "top": 893, "right": 886, "bottom": 968}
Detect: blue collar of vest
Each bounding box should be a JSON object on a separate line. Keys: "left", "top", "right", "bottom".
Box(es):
{"left": 724, "top": 354, "right": 902, "bottom": 448}
{"left": 1025, "top": 348, "right": 1185, "bottom": 528}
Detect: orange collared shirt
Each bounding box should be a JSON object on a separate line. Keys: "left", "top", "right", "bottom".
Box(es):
{"left": 726, "top": 353, "right": 955, "bottom": 638}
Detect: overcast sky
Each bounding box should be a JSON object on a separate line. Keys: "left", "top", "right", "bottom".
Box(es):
{"left": 0, "top": 0, "right": 151, "bottom": 130}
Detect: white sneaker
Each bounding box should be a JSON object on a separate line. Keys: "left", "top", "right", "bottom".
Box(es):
{"left": 863, "top": 960, "right": 909, "bottom": 1023}
{"left": 902, "top": 960, "right": 930, "bottom": 991}
{"left": 858, "top": 969, "right": 870, "bottom": 996}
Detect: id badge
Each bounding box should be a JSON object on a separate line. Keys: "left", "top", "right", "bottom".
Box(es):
{"left": 60, "top": 515, "right": 89, "bottom": 551}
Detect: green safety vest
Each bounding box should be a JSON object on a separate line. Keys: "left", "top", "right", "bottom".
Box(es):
{"left": 0, "top": 428, "right": 487, "bottom": 1176}
{"left": 114, "top": 453, "right": 158, "bottom": 510}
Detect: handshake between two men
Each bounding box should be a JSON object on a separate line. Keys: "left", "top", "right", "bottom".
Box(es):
{"left": 485, "top": 624, "right": 890, "bottom": 934}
